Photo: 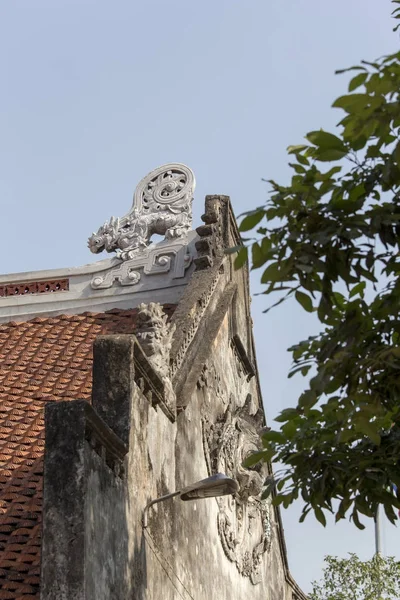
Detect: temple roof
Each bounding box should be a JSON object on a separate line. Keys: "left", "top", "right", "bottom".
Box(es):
{"left": 0, "top": 164, "right": 196, "bottom": 325}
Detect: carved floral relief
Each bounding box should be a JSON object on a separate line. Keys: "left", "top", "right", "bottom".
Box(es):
{"left": 202, "top": 397, "right": 272, "bottom": 584}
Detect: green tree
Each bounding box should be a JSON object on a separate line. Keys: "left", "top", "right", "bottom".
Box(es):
{"left": 309, "top": 553, "right": 400, "bottom": 600}
{"left": 241, "top": 2, "right": 400, "bottom": 527}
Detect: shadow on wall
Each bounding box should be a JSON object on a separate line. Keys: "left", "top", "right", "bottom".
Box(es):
{"left": 130, "top": 531, "right": 148, "bottom": 599}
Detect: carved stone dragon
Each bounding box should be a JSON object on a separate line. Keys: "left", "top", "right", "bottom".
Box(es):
{"left": 88, "top": 163, "right": 195, "bottom": 260}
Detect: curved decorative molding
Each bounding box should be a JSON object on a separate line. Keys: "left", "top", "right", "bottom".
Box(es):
{"left": 90, "top": 241, "right": 192, "bottom": 290}
{"left": 88, "top": 163, "right": 195, "bottom": 259}
{"left": 202, "top": 399, "right": 272, "bottom": 584}
{"left": 81, "top": 400, "right": 128, "bottom": 476}
{"left": 169, "top": 270, "right": 221, "bottom": 379}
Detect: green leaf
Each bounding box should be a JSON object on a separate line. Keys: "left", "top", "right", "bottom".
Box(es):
{"left": 239, "top": 211, "right": 265, "bottom": 232}
{"left": 336, "top": 496, "right": 352, "bottom": 519}
{"left": 261, "top": 262, "right": 281, "bottom": 283}
{"left": 354, "top": 417, "right": 381, "bottom": 446}
{"left": 332, "top": 94, "right": 369, "bottom": 112}
{"left": 314, "top": 149, "right": 347, "bottom": 162}
{"left": 350, "top": 135, "right": 367, "bottom": 152}
{"left": 282, "top": 420, "right": 297, "bottom": 439}
{"left": 274, "top": 408, "right": 299, "bottom": 423}
{"left": 288, "top": 364, "right": 310, "bottom": 378}
{"left": 299, "top": 507, "right": 312, "bottom": 523}
{"left": 242, "top": 450, "right": 266, "bottom": 468}
{"left": 287, "top": 144, "right": 308, "bottom": 154}
{"left": 234, "top": 247, "right": 248, "bottom": 270}
{"left": 262, "top": 430, "right": 285, "bottom": 444}
{"left": 298, "top": 390, "right": 317, "bottom": 409}
{"left": 321, "top": 165, "right": 342, "bottom": 179}
{"left": 383, "top": 501, "right": 398, "bottom": 525}
{"left": 262, "top": 475, "right": 276, "bottom": 498}
{"left": 348, "top": 183, "right": 366, "bottom": 202}
{"left": 306, "top": 130, "right": 346, "bottom": 152}
{"left": 258, "top": 447, "right": 275, "bottom": 462}
{"left": 339, "top": 429, "right": 355, "bottom": 443}
{"left": 352, "top": 508, "right": 365, "bottom": 530}
{"left": 295, "top": 290, "right": 313, "bottom": 312}
{"left": 348, "top": 72, "right": 368, "bottom": 91}
{"left": 295, "top": 152, "right": 310, "bottom": 166}
{"left": 349, "top": 281, "right": 366, "bottom": 298}
{"left": 251, "top": 242, "right": 269, "bottom": 269}
{"left": 314, "top": 506, "right": 327, "bottom": 527}
{"left": 289, "top": 162, "right": 306, "bottom": 174}
{"left": 394, "top": 141, "right": 400, "bottom": 167}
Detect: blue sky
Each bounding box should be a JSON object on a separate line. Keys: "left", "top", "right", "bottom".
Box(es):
{"left": 1, "top": 0, "right": 398, "bottom": 592}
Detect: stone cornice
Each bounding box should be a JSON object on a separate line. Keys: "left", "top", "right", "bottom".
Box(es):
{"left": 0, "top": 233, "right": 196, "bottom": 323}
{"left": 231, "top": 333, "right": 256, "bottom": 380}
{"left": 173, "top": 279, "right": 237, "bottom": 407}
{"left": 133, "top": 341, "right": 175, "bottom": 421}
{"left": 83, "top": 401, "right": 128, "bottom": 475}
{"left": 170, "top": 196, "right": 232, "bottom": 375}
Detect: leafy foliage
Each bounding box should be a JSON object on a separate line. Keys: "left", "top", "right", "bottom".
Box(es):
{"left": 240, "top": 4, "right": 400, "bottom": 527}
{"left": 310, "top": 553, "right": 400, "bottom": 600}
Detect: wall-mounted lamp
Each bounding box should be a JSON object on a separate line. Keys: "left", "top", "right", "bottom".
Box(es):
{"left": 142, "top": 473, "right": 239, "bottom": 527}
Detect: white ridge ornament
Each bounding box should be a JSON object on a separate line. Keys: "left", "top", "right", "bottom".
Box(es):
{"left": 88, "top": 163, "right": 195, "bottom": 260}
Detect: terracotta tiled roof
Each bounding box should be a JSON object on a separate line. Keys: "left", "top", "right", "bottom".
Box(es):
{"left": 0, "top": 306, "right": 175, "bottom": 599}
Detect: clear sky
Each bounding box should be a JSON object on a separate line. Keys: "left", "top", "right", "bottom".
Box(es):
{"left": 1, "top": 0, "right": 398, "bottom": 592}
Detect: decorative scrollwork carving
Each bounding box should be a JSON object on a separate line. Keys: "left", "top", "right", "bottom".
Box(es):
{"left": 90, "top": 242, "right": 191, "bottom": 290}
{"left": 202, "top": 397, "right": 272, "bottom": 584}
{"left": 88, "top": 163, "right": 195, "bottom": 260}
{"left": 92, "top": 269, "right": 141, "bottom": 289}
{"left": 136, "top": 302, "right": 175, "bottom": 379}
{"left": 135, "top": 303, "right": 176, "bottom": 410}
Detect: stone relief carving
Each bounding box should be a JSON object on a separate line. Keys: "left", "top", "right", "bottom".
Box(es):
{"left": 170, "top": 269, "right": 221, "bottom": 378}
{"left": 202, "top": 396, "right": 272, "bottom": 584}
{"left": 197, "top": 362, "right": 228, "bottom": 407}
{"left": 90, "top": 242, "right": 192, "bottom": 290}
{"left": 92, "top": 269, "right": 140, "bottom": 289}
{"left": 88, "top": 163, "right": 195, "bottom": 260}
{"left": 136, "top": 302, "right": 176, "bottom": 405}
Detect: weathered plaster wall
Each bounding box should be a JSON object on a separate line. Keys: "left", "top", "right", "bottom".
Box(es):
{"left": 119, "top": 241, "right": 300, "bottom": 599}
{"left": 41, "top": 316, "right": 296, "bottom": 600}
{"left": 85, "top": 449, "right": 128, "bottom": 600}
{"left": 168, "top": 312, "right": 289, "bottom": 600}
{"left": 41, "top": 400, "right": 130, "bottom": 600}
{"left": 122, "top": 278, "right": 292, "bottom": 599}
{"left": 41, "top": 195, "right": 304, "bottom": 600}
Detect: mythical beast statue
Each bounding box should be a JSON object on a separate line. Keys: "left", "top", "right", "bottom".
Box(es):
{"left": 88, "top": 163, "right": 195, "bottom": 261}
